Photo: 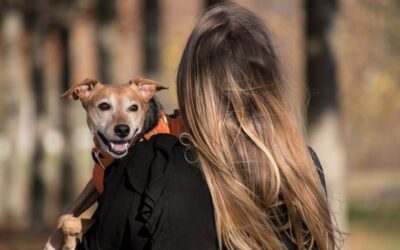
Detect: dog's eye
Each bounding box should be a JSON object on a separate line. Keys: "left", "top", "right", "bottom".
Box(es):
{"left": 98, "top": 102, "right": 111, "bottom": 111}
{"left": 129, "top": 104, "right": 139, "bottom": 112}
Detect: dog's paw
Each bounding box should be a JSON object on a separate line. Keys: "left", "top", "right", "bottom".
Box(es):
{"left": 44, "top": 214, "right": 81, "bottom": 250}
{"left": 57, "top": 214, "right": 74, "bottom": 229}
{"left": 48, "top": 214, "right": 94, "bottom": 250}
{"left": 62, "top": 216, "right": 83, "bottom": 235}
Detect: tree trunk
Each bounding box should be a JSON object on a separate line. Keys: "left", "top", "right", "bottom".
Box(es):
{"left": 159, "top": 0, "right": 203, "bottom": 113}
{"left": 41, "top": 30, "right": 64, "bottom": 227}
{"left": 95, "top": 0, "right": 115, "bottom": 83}
{"left": 29, "top": 20, "right": 46, "bottom": 230}
{"left": 59, "top": 26, "right": 76, "bottom": 212}
{"left": 67, "top": 7, "right": 98, "bottom": 205}
{"left": 143, "top": 0, "right": 160, "bottom": 78}
{"left": 1, "top": 10, "right": 35, "bottom": 230}
{"left": 112, "top": 0, "right": 142, "bottom": 82}
{"left": 305, "top": 0, "right": 347, "bottom": 241}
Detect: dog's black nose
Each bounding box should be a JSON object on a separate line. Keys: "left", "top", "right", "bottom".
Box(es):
{"left": 114, "top": 124, "right": 130, "bottom": 138}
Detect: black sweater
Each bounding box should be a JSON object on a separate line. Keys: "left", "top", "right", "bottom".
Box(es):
{"left": 79, "top": 134, "right": 325, "bottom": 250}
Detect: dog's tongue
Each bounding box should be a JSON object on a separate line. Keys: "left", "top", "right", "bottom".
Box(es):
{"left": 110, "top": 142, "right": 128, "bottom": 154}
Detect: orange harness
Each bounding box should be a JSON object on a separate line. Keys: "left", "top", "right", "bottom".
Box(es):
{"left": 91, "top": 111, "right": 184, "bottom": 193}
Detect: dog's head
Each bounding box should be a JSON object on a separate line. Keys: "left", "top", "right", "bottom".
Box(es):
{"left": 61, "top": 78, "right": 168, "bottom": 158}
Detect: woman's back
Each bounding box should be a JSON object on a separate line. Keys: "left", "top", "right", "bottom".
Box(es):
{"left": 80, "top": 134, "right": 326, "bottom": 250}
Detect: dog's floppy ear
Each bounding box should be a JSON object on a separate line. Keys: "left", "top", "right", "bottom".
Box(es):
{"left": 130, "top": 78, "right": 168, "bottom": 102}
{"left": 60, "top": 78, "right": 100, "bottom": 101}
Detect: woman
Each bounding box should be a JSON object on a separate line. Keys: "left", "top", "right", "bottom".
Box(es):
{"left": 80, "top": 2, "right": 338, "bottom": 250}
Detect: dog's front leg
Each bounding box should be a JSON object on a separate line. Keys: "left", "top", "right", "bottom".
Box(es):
{"left": 61, "top": 216, "right": 95, "bottom": 250}
{"left": 45, "top": 179, "right": 99, "bottom": 250}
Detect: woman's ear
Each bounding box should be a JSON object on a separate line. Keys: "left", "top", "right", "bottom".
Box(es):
{"left": 129, "top": 78, "right": 168, "bottom": 102}
{"left": 60, "top": 79, "right": 100, "bottom": 102}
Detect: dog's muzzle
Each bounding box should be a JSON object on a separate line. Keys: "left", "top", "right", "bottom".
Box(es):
{"left": 97, "top": 128, "right": 138, "bottom": 157}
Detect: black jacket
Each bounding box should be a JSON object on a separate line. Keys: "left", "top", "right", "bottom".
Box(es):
{"left": 79, "top": 134, "right": 325, "bottom": 250}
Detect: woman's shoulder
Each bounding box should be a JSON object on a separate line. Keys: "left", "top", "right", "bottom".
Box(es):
{"left": 123, "top": 133, "right": 200, "bottom": 190}
{"left": 127, "top": 134, "right": 217, "bottom": 249}
{"left": 147, "top": 134, "right": 207, "bottom": 191}
{"left": 141, "top": 133, "right": 198, "bottom": 169}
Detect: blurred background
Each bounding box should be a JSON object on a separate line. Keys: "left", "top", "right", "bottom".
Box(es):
{"left": 0, "top": 0, "right": 399, "bottom": 249}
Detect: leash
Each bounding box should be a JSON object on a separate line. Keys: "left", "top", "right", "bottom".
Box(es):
{"left": 91, "top": 111, "right": 184, "bottom": 193}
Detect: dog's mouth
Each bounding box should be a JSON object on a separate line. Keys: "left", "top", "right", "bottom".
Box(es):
{"left": 97, "top": 130, "right": 138, "bottom": 156}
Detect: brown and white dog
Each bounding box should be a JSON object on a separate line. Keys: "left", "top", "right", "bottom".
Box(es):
{"left": 44, "top": 78, "right": 168, "bottom": 250}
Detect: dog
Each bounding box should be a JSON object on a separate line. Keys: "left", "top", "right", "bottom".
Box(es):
{"left": 44, "top": 77, "right": 170, "bottom": 250}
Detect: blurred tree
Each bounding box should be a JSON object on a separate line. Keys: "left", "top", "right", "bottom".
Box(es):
{"left": 95, "top": 0, "right": 115, "bottom": 83}
{"left": 144, "top": 0, "right": 160, "bottom": 76}
{"left": 27, "top": 0, "right": 79, "bottom": 229}
{"left": 111, "top": 0, "right": 142, "bottom": 82}
{"left": 26, "top": 2, "right": 47, "bottom": 230}
{"left": 305, "top": 0, "right": 347, "bottom": 239}
{"left": 0, "top": 7, "right": 35, "bottom": 229}
{"left": 305, "top": 0, "right": 338, "bottom": 122}
{"left": 0, "top": 0, "right": 81, "bottom": 229}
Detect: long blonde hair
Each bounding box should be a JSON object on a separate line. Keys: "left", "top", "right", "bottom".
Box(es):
{"left": 177, "top": 2, "right": 337, "bottom": 250}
